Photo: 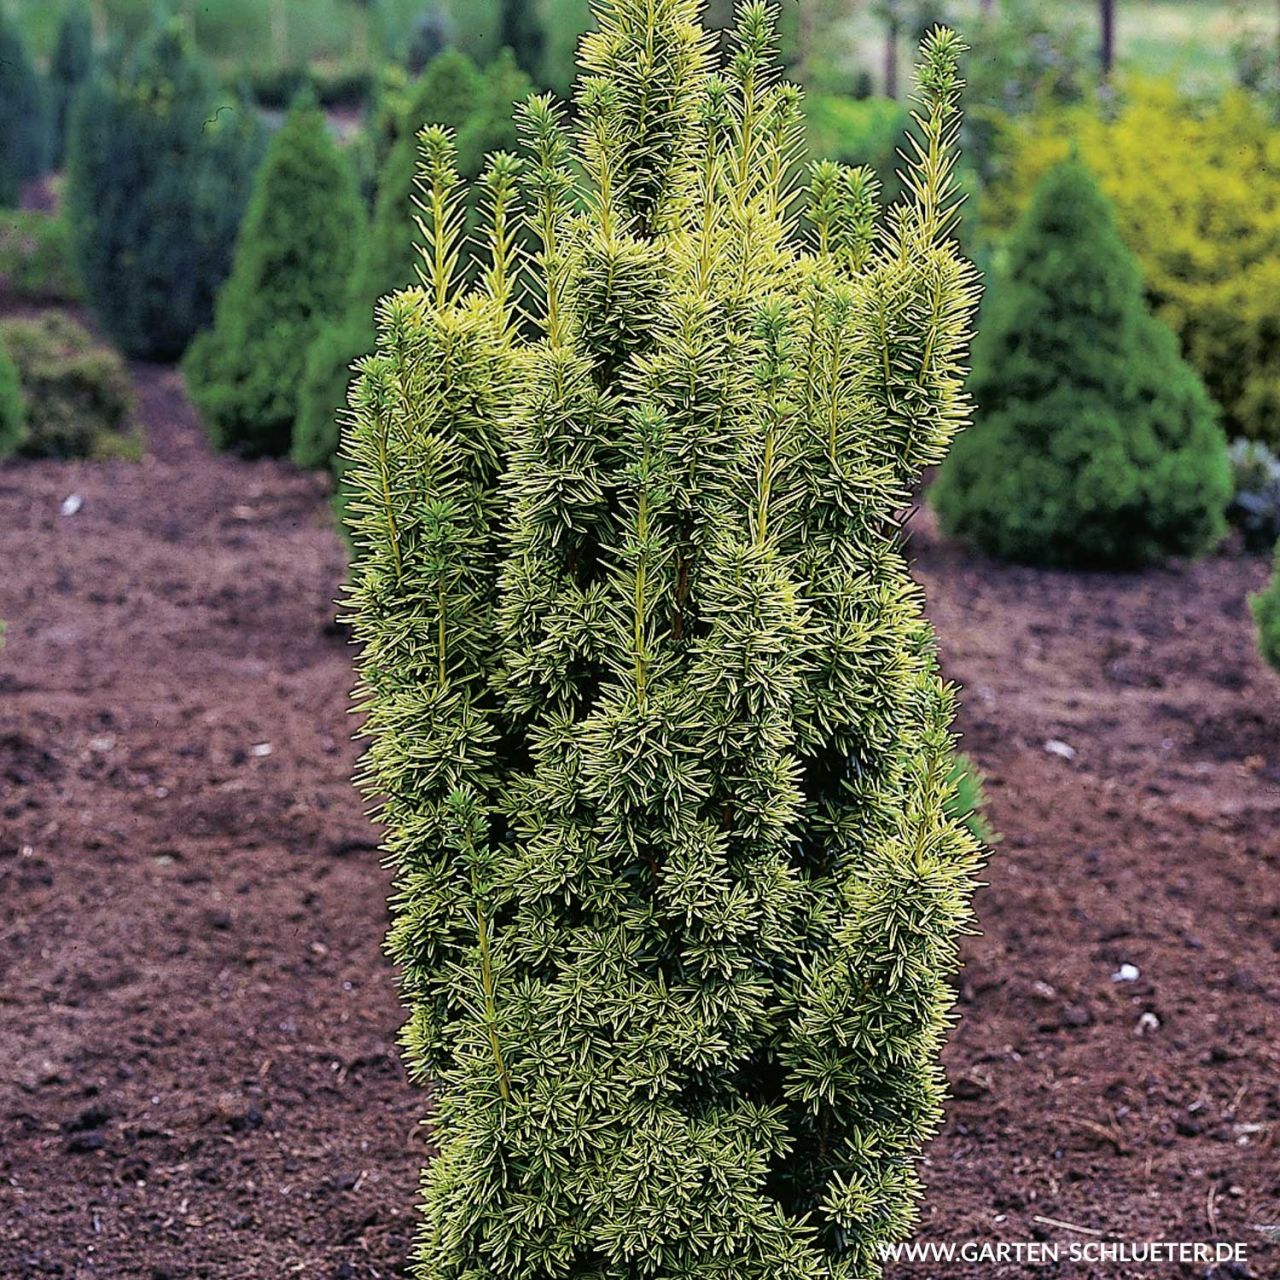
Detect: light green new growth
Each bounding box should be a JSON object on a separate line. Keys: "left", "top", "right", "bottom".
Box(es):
{"left": 344, "top": 3, "right": 981, "bottom": 1275}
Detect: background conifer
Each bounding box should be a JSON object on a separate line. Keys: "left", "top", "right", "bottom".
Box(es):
{"left": 344, "top": 4, "right": 981, "bottom": 1275}
{"left": 65, "top": 24, "right": 263, "bottom": 361}
{"left": 0, "top": 13, "right": 49, "bottom": 207}
{"left": 931, "top": 159, "right": 1230, "bottom": 567}
{"left": 185, "top": 100, "right": 363, "bottom": 457}
{"left": 49, "top": 3, "right": 95, "bottom": 170}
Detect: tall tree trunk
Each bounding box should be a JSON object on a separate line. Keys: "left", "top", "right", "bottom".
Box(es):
{"left": 884, "top": 10, "right": 899, "bottom": 98}
{"left": 1099, "top": 0, "right": 1116, "bottom": 80}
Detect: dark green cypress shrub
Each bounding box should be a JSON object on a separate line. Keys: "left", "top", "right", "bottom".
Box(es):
{"left": 50, "top": 3, "right": 95, "bottom": 169}
{"left": 0, "top": 332, "right": 26, "bottom": 457}
{"left": 292, "top": 50, "right": 529, "bottom": 470}
{"left": 184, "top": 101, "right": 363, "bottom": 457}
{"left": 345, "top": 5, "right": 981, "bottom": 1274}
{"left": 931, "top": 159, "right": 1230, "bottom": 567}
{"left": 1255, "top": 544, "right": 1280, "bottom": 670}
{"left": 65, "top": 24, "right": 263, "bottom": 362}
{"left": 0, "top": 14, "right": 49, "bottom": 206}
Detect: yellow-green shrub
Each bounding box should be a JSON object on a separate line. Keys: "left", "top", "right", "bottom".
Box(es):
{"left": 1, "top": 313, "right": 135, "bottom": 460}
{"left": 987, "top": 81, "right": 1280, "bottom": 447}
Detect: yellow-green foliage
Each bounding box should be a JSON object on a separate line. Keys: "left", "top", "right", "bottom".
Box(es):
{"left": 988, "top": 81, "right": 1280, "bottom": 446}
{"left": 1, "top": 313, "right": 135, "bottom": 460}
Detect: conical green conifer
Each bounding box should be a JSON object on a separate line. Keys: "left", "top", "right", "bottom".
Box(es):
{"left": 185, "top": 100, "right": 364, "bottom": 456}
{"left": 345, "top": 4, "right": 981, "bottom": 1276}
{"left": 293, "top": 50, "right": 530, "bottom": 470}
{"left": 931, "top": 158, "right": 1230, "bottom": 567}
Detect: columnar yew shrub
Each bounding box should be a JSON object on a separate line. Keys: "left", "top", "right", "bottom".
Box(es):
{"left": 185, "top": 101, "right": 363, "bottom": 457}
{"left": 346, "top": 5, "right": 980, "bottom": 1276}
{"left": 0, "top": 14, "right": 48, "bottom": 206}
{"left": 932, "top": 160, "right": 1229, "bottom": 568}
{"left": 1255, "top": 546, "right": 1280, "bottom": 670}
{"left": 65, "top": 25, "right": 262, "bottom": 361}
{"left": 50, "top": 3, "right": 94, "bottom": 169}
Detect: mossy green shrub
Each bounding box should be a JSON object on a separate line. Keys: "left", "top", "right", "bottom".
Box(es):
{"left": 0, "top": 332, "right": 26, "bottom": 457}
{"left": 0, "top": 13, "right": 49, "bottom": 206}
{"left": 345, "top": 6, "right": 982, "bottom": 1274}
{"left": 1254, "top": 545, "right": 1280, "bottom": 670}
{"left": 0, "top": 211, "right": 82, "bottom": 303}
{"left": 933, "top": 160, "right": 1229, "bottom": 568}
{"left": 988, "top": 82, "right": 1280, "bottom": 448}
{"left": 49, "top": 3, "right": 95, "bottom": 169}
{"left": 1, "top": 313, "right": 135, "bottom": 460}
{"left": 292, "top": 50, "right": 530, "bottom": 471}
{"left": 65, "top": 24, "right": 263, "bottom": 362}
{"left": 184, "top": 101, "right": 363, "bottom": 457}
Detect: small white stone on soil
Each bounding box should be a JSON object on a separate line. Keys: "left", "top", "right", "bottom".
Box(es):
{"left": 1044, "top": 738, "right": 1076, "bottom": 760}
{"left": 1112, "top": 963, "right": 1140, "bottom": 982}
{"left": 60, "top": 493, "right": 83, "bottom": 516}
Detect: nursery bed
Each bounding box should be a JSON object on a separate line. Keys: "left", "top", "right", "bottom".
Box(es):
{"left": 0, "top": 341, "right": 1276, "bottom": 1279}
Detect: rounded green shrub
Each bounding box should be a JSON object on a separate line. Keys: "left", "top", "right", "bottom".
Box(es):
{"left": 932, "top": 160, "right": 1230, "bottom": 568}
{"left": 184, "top": 100, "right": 364, "bottom": 458}
{"left": 1254, "top": 545, "right": 1280, "bottom": 670}
{"left": 0, "top": 332, "right": 26, "bottom": 457}
{"left": 49, "top": 3, "right": 95, "bottom": 169}
{"left": 0, "top": 13, "right": 49, "bottom": 206}
{"left": 292, "top": 49, "right": 529, "bottom": 471}
{"left": 1, "top": 313, "right": 135, "bottom": 460}
{"left": 345, "top": 8, "right": 981, "bottom": 1274}
{"left": 65, "top": 23, "right": 263, "bottom": 362}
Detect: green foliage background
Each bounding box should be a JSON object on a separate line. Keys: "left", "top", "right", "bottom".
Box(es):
{"left": 986, "top": 82, "right": 1280, "bottom": 449}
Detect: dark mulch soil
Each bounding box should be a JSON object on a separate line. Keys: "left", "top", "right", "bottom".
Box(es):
{"left": 1, "top": 328, "right": 1277, "bottom": 1279}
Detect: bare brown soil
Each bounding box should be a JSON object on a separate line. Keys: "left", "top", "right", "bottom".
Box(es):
{"left": 1, "top": 317, "right": 1277, "bottom": 1279}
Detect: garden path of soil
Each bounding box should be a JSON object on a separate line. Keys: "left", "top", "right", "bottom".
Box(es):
{"left": 1, "top": 341, "right": 1277, "bottom": 1279}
